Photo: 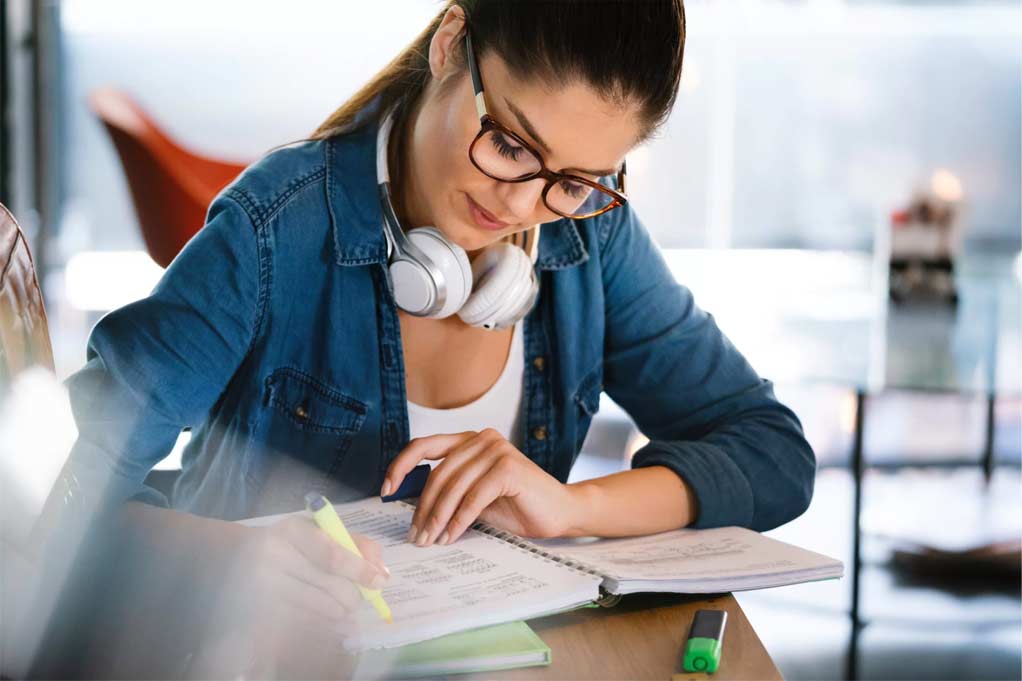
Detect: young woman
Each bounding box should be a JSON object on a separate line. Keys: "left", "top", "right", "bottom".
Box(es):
{"left": 63, "top": 0, "right": 813, "bottom": 646}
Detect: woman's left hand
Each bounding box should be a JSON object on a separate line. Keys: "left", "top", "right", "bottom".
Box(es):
{"left": 382, "top": 429, "right": 580, "bottom": 546}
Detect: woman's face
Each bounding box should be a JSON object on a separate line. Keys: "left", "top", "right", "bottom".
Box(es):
{"left": 399, "top": 13, "right": 643, "bottom": 255}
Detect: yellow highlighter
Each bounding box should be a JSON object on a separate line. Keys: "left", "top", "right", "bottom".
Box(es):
{"left": 304, "top": 492, "right": 393, "bottom": 624}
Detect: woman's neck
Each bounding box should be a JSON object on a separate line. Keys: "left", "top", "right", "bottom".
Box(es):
{"left": 387, "top": 99, "right": 431, "bottom": 232}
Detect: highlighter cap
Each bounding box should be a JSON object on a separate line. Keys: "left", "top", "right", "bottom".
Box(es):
{"left": 684, "top": 638, "right": 722, "bottom": 673}
{"left": 304, "top": 492, "right": 328, "bottom": 513}
{"left": 683, "top": 609, "right": 726, "bottom": 673}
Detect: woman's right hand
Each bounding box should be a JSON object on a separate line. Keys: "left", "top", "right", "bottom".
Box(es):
{"left": 189, "top": 514, "right": 389, "bottom": 675}
{"left": 115, "top": 502, "right": 389, "bottom": 676}
{"left": 219, "top": 515, "right": 389, "bottom": 630}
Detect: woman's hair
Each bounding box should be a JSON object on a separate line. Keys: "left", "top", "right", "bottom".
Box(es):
{"left": 309, "top": 0, "right": 686, "bottom": 143}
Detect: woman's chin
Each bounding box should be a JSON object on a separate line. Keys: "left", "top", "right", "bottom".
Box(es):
{"left": 441, "top": 222, "right": 501, "bottom": 254}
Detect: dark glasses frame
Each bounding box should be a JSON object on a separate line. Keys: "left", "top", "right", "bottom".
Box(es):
{"left": 464, "top": 31, "right": 628, "bottom": 220}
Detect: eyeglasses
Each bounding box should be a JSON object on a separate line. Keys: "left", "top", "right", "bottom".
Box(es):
{"left": 464, "top": 31, "right": 628, "bottom": 220}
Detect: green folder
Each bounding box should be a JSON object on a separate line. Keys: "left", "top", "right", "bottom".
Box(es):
{"left": 357, "top": 621, "right": 551, "bottom": 678}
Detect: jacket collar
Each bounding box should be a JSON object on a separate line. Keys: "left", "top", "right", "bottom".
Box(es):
{"left": 326, "top": 126, "right": 389, "bottom": 267}
{"left": 325, "top": 113, "right": 588, "bottom": 271}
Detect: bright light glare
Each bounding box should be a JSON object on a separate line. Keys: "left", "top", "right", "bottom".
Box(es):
{"left": 65, "top": 251, "right": 164, "bottom": 312}
{"left": 931, "top": 168, "right": 964, "bottom": 202}
{"left": 0, "top": 368, "right": 78, "bottom": 544}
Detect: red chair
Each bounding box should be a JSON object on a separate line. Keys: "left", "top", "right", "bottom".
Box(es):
{"left": 88, "top": 88, "right": 250, "bottom": 268}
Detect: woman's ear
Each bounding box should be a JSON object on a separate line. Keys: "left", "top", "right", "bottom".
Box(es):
{"left": 428, "top": 6, "right": 467, "bottom": 82}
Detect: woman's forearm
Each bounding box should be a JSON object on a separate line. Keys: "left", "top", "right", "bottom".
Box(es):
{"left": 113, "top": 502, "right": 235, "bottom": 584}
{"left": 563, "top": 465, "right": 698, "bottom": 537}
{"left": 119, "top": 501, "right": 238, "bottom": 553}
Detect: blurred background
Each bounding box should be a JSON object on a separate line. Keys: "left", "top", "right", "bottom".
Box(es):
{"left": 2, "top": 0, "right": 1020, "bottom": 679}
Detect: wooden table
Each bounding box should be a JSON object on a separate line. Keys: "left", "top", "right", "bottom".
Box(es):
{"left": 483, "top": 593, "right": 780, "bottom": 681}
{"left": 36, "top": 559, "right": 780, "bottom": 680}
{"left": 348, "top": 592, "right": 780, "bottom": 681}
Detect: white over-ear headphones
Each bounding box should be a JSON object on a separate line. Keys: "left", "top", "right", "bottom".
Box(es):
{"left": 376, "top": 112, "right": 540, "bottom": 330}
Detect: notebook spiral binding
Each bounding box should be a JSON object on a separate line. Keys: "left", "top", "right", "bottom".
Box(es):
{"left": 471, "top": 518, "right": 622, "bottom": 608}
{"left": 395, "top": 500, "right": 621, "bottom": 607}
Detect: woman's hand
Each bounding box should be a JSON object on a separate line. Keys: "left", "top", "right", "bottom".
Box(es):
{"left": 381, "top": 429, "right": 581, "bottom": 546}
{"left": 222, "top": 515, "right": 389, "bottom": 629}
{"left": 200, "top": 516, "right": 390, "bottom": 672}
{"left": 116, "top": 502, "right": 391, "bottom": 676}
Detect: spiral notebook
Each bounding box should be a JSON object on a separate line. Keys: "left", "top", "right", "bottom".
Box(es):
{"left": 243, "top": 497, "right": 842, "bottom": 651}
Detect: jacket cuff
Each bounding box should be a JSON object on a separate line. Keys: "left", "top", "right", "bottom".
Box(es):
{"left": 127, "top": 484, "right": 170, "bottom": 508}
{"left": 631, "top": 440, "right": 754, "bottom": 529}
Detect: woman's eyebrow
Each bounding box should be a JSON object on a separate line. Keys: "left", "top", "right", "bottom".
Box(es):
{"left": 503, "top": 97, "right": 620, "bottom": 177}
{"left": 504, "top": 97, "right": 552, "bottom": 154}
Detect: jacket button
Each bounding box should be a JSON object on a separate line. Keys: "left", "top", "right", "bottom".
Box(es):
{"left": 294, "top": 404, "right": 309, "bottom": 421}
{"left": 532, "top": 356, "right": 546, "bottom": 372}
{"left": 532, "top": 426, "right": 547, "bottom": 441}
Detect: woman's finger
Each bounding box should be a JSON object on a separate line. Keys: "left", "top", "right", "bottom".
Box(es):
{"left": 352, "top": 533, "right": 388, "bottom": 575}
{"left": 409, "top": 431, "right": 502, "bottom": 542}
{"left": 444, "top": 465, "right": 508, "bottom": 544}
{"left": 415, "top": 446, "right": 504, "bottom": 546}
{"left": 381, "top": 432, "right": 477, "bottom": 497}
{"left": 278, "top": 571, "right": 361, "bottom": 623}
{"left": 274, "top": 543, "right": 366, "bottom": 613}
{"left": 279, "top": 516, "right": 386, "bottom": 589}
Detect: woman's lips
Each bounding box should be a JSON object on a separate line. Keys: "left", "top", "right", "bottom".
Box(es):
{"left": 466, "top": 194, "right": 511, "bottom": 231}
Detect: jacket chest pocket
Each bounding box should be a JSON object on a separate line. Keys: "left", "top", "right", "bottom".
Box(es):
{"left": 248, "top": 367, "right": 368, "bottom": 506}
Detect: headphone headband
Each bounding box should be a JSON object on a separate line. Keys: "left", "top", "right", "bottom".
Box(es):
{"left": 376, "top": 111, "right": 394, "bottom": 184}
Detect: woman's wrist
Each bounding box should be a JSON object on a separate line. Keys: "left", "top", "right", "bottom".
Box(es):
{"left": 561, "top": 480, "right": 603, "bottom": 537}
{"left": 559, "top": 467, "right": 698, "bottom": 538}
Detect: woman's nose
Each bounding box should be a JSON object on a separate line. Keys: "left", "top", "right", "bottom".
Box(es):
{"left": 496, "top": 178, "right": 547, "bottom": 222}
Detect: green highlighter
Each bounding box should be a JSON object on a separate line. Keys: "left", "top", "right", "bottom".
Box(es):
{"left": 683, "top": 609, "right": 727, "bottom": 673}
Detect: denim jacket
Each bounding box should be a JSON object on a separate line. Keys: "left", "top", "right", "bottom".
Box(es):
{"left": 65, "top": 116, "right": 815, "bottom": 531}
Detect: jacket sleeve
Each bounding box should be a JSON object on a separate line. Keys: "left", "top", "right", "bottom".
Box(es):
{"left": 596, "top": 205, "right": 815, "bottom": 531}
{"left": 62, "top": 193, "right": 262, "bottom": 513}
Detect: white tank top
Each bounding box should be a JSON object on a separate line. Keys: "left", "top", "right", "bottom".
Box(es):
{"left": 407, "top": 320, "right": 525, "bottom": 449}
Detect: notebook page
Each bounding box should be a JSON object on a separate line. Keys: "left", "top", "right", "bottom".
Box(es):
{"left": 242, "top": 498, "right": 601, "bottom": 650}
{"left": 531, "top": 526, "right": 843, "bottom": 593}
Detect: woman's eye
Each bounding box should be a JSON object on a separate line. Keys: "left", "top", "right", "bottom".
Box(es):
{"left": 558, "top": 179, "right": 590, "bottom": 199}
{"left": 491, "top": 131, "right": 524, "bottom": 161}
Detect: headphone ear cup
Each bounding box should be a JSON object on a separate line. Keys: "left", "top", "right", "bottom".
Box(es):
{"left": 458, "top": 243, "right": 534, "bottom": 329}
{"left": 501, "top": 262, "right": 540, "bottom": 325}
{"left": 389, "top": 257, "right": 437, "bottom": 315}
{"left": 405, "top": 227, "right": 472, "bottom": 318}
